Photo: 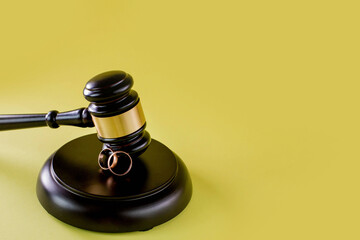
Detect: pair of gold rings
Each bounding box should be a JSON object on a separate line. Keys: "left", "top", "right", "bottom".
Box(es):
{"left": 98, "top": 148, "right": 133, "bottom": 176}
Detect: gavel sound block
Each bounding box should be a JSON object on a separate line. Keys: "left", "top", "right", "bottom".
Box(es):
{"left": 0, "top": 71, "right": 192, "bottom": 232}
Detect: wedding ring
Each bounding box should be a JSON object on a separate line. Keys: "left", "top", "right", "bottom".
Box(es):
{"left": 107, "top": 151, "right": 133, "bottom": 177}
{"left": 98, "top": 148, "right": 113, "bottom": 170}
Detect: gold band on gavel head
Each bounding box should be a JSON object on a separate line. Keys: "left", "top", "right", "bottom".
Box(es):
{"left": 91, "top": 101, "right": 146, "bottom": 139}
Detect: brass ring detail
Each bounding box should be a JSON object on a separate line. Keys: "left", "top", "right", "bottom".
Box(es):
{"left": 91, "top": 101, "right": 146, "bottom": 139}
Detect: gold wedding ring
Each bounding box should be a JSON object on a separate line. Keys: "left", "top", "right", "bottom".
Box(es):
{"left": 98, "top": 148, "right": 113, "bottom": 170}
{"left": 108, "top": 151, "right": 133, "bottom": 177}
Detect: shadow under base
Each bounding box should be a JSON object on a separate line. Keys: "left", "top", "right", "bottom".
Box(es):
{"left": 36, "top": 134, "right": 192, "bottom": 232}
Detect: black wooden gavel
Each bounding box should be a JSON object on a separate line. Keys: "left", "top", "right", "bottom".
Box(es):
{"left": 0, "top": 70, "right": 193, "bottom": 232}
{"left": 0, "top": 70, "right": 151, "bottom": 164}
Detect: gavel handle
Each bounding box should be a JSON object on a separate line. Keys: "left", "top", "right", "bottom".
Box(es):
{"left": 0, "top": 108, "right": 94, "bottom": 131}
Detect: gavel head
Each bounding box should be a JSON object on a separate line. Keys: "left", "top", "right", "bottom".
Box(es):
{"left": 83, "top": 70, "right": 151, "bottom": 157}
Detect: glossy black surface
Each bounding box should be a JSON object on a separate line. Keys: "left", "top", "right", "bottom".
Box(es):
{"left": 84, "top": 71, "right": 139, "bottom": 117}
{"left": 0, "top": 108, "right": 93, "bottom": 131}
{"left": 83, "top": 71, "right": 133, "bottom": 103}
{"left": 36, "top": 134, "right": 192, "bottom": 232}
{"left": 84, "top": 70, "right": 151, "bottom": 156}
{"left": 103, "top": 130, "right": 151, "bottom": 158}
{"left": 53, "top": 134, "right": 177, "bottom": 197}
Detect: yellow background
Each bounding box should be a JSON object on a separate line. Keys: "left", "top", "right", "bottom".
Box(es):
{"left": 0, "top": 1, "right": 359, "bottom": 239}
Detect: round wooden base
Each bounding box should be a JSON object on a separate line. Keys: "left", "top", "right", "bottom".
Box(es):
{"left": 36, "top": 134, "right": 192, "bottom": 232}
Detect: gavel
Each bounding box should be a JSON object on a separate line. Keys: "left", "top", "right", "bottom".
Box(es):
{"left": 0, "top": 70, "right": 151, "bottom": 175}
{"left": 0, "top": 70, "right": 192, "bottom": 232}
